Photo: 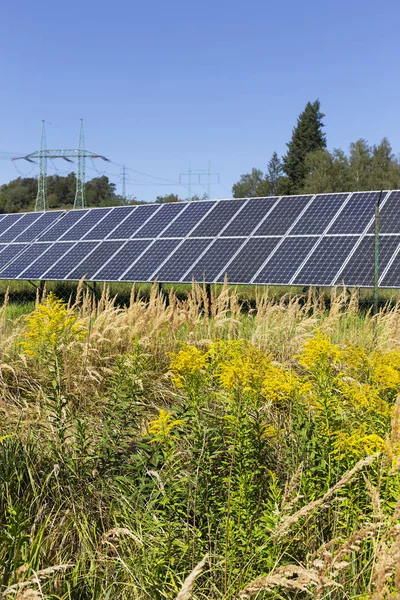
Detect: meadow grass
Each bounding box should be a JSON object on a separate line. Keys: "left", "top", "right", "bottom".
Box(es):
{"left": 1, "top": 282, "right": 400, "bottom": 599}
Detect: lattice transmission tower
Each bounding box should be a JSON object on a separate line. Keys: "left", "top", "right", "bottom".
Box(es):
{"left": 13, "top": 120, "right": 110, "bottom": 210}
{"left": 179, "top": 162, "right": 220, "bottom": 200}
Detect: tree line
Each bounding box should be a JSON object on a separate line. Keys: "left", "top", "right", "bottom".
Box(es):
{"left": 2, "top": 100, "right": 400, "bottom": 211}
{"left": 232, "top": 100, "right": 400, "bottom": 198}
{"left": 0, "top": 174, "right": 129, "bottom": 213}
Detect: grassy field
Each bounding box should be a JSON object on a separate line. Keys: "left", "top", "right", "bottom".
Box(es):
{"left": 1, "top": 282, "right": 400, "bottom": 599}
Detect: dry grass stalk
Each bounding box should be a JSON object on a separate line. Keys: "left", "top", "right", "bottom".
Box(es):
{"left": 100, "top": 527, "right": 143, "bottom": 547}
{"left": 3, "top": 564, "right": 74, "bottom": 595}
{"left": 281, "top": 462, "right": 303, "bottom": 512}
{"left": 238, "top": 564, "right": 338, "bottom": 598}
{"left": 371, "top": 524, "right": 400, "bottom": 599}
{"left": 273, "top": 453, "right": 379, "bottom": 539}
{"left": 364, "top": 475, "right": 384, "bottom": 522}
{"left": 15, "top": 590, "right": 42, "bottom": 600}
{"left": 174, "top": 553, "right": 208, "bottom": 600}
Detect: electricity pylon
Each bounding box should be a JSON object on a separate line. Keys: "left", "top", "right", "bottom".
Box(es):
{"left": 179, "top": 162, "right": 220, "bottom": 200}
{"left": 121, "top": 164, "right": 127, "bottom": 200}
{"left": 13, "top": 120, "right": 110, "bottom": 211}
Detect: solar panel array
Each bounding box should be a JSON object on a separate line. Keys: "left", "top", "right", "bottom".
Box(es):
{"left": 0, "top": 190, "right": 399, "bottom": 287}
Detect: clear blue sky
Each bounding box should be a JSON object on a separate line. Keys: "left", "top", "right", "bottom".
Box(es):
{"left": 0, "top": 0, "right": 399, "bottom": 202}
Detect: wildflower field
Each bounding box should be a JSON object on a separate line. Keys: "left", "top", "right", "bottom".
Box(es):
{"left": 2, "top": 283, "right": 400, "bottom": 599}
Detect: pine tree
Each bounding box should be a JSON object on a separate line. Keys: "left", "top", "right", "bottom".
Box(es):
{"left": 282, "top": 100, "right": 326, "bottom": 192}
{"left": 267, "top": 151, "right": 283, "bottom": 194}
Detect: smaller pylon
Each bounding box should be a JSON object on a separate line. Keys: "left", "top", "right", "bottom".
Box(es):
{"left": 122, "top": 164, "right": 127, "bottom": 200}
{"left": 74, "top": 119, "right": 86, "bottom": 209}
{"left": 35, "top": 120, "right": 48, "bottom": 212}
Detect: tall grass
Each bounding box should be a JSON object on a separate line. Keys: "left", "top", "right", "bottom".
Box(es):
{"left": 1, "top": 283, "right": 400, "bottom": 598}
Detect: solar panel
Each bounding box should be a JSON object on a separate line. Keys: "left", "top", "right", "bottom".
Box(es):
{"left": 221, "top": 197, "right": 279, "bottom": 237}
{"left": 220, "top": 237, "right": 281, "bottom": 283}
{"left": 182, "top": 238, "right": 244, "bottom": 283}
{"left": 1, "top": 243, "right": 52, "bottom": 279}
{"left": 43, "top": 242, "right": 99, "bottom": 280}
{"left": 60, "top": 208, "right": 112, "bottom": 241}
{"left": 107, "top": 204, "right": 160, "bottom": 239}
{"left": 66, "top": 241, "right": 124, "bottom": 280}
{"left": 255, "top": 196, "right": 313, "bottom": 236}
{"left": 162, "top": 202, "right": 214, "bottom": 238}
{"left": 338, "top": 235, "right": 400, "bottom": 287}
{"left": 0, "top": 213, "right": 42, "bottom": 243}
{"left": 121, "top": 239, "right": 181, "bottom": 281}
{"left": 0, "top": 244, "right": 29, "bottom": 270}
{"left": 18, "top": 243, "right": 75, "bottom": 280}
{"left": 40, "top": 210, "right": 89, "bottom": 241}
{"left": 0, "top": 214, "right": 25, "bottom": 236}
{"left": 292, "top": 236, "right": 358, "bottom": 286}
{"left": 291, "top": 193, "right": 350, "bottom": 235}
{"left": 14, "top": 211, "right": 65, "bottom": 242}
{"left": 327, "top": 192, "right": 383, "bottom": 234}
{"left": 154, "top": 238, "right": 212, "bottom": 282}
{"left": 93, "top": 240, "right": 151, "bottom": 281}
{"left": 83, "top": 206, "right": 135, "bottom": 240}
{"left": 380, "top": 246, "right": 400, "bottom": 287}
{"left": 253, "top": 237, "right": 316, "bottom": 284}
{"left": 132, "top": 203, "right": 186, "bottom": 238}
{"left": 2, "top": 190, "right": 400, "bottom": 288}
{"left": 367, "top": 191, "right": 400, "bottom": 234}
{"left": 189, "top": 200, "right": 247, "bottom": 237}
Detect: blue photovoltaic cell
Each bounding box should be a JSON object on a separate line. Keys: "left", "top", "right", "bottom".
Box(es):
{"left": 108, "top": 204, "right": 160, "bottom": 239}
{"left": 224, "top": 237, "right": 281, "bottom": 283}
{"left": 366, "top": 191, "right": 400, "bottom": 234}
{"left": 40, "top": 210, "right": 89, "bottom": 241}
{"left": 182, "top": 238, "right": 244, "bottom": 283}
{"left": 0, "top": 213, "right": 42, "bottom": 242}
{"left": 132, "top": 203, "right": 185, "bottom": 238}
{"left": 327, "top": 192, "right": 381, "bottom": 234}
{"left": 122, "top": 239, "right": 181, "bottom": 281}
{"left": 254, "top": 237, "right": 316, "bottom": 284}
{"left": 381, "top": 246, "right": 400, "bottom": 288}
{"left": 293, "top": 236, "right": 358, "bottom": 286}
{"left": 60, "top": 208, "right": 112, "bottom": 241}
{"left": 94, "top": 240, "right": 151, "bottom": 281}
{"left": 190, "top": 200, "right": 247, "bottom": 237}
{"left": 0, "top": 244, "right": 28, "bottom": 270}
{"left": 221, "top": 198, "right": 279, "bottom": 237}
{"left": 83, "top": 206, "right": 135, "bottom": 240}
{"left": 0, "top": 213, "right": 24, "bottom": 236}
{"left": 14, "top": 211, "right": 65, "bottom": 242}
{"left": 162, "top": 202, "right": 214, "bottom": 238}
{"left": 1, "top": 244, "right": 52, "bottom": 279}
{"left": 155, "top": 238, "right": 212, "bottom": 282}
{"left": 67, "top": 241, "right": 123, "bottom": 280}
{"left": 255, "top": 196, "right": 312, "bottom": 236}
{"left": 43, "top": 242, "right": 98, "bottom": 280}
{"left": 291, "top": 194, "right": 350, "bottom": 235}
{"left": 335, "top": 235, "right": 400, "bottom": 287}
{"left": 18, "top": 243, "right": 75, "bottom": 279}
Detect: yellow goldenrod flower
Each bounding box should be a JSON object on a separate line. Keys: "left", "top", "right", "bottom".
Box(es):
{"left": 147, "top": 409, "right": 183, "bottom": 444}
{"left": 21, "top": 292, "right": 87, "bottom": 360}
{"left": 297, "top": 331, "right": 342, "bottom": 371}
